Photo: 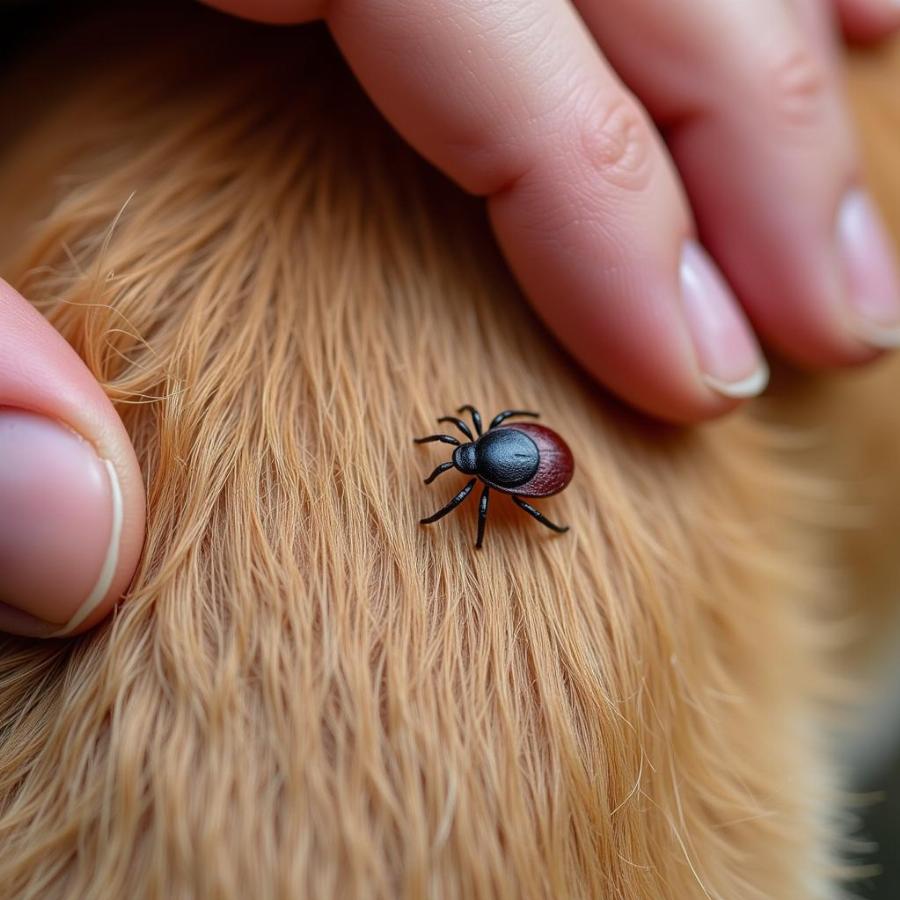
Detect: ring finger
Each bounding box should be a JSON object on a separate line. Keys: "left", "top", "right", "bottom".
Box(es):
{"left": 578, "top": 0, "right": 900, "bottom": 365}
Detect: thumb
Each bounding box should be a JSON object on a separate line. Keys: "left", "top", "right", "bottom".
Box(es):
{"left": 0, "top": 279, "right": 145, "bottom": 637}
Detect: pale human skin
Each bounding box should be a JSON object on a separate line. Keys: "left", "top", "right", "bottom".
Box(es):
{"left": 2, "top": 0, "right": 900, "bottom": 637}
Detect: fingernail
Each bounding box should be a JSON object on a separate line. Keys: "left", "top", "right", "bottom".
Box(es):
{"left": 0, "top": 409, "right": 122, "bottom": 638}
{"left": 837, "top": 189, "right": 900, "bottom": 349}
{"left": 680, "top": 241, "right": 769, "bottom": 399}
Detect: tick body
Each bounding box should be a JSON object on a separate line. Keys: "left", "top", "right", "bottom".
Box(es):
{"left": 414, "top": 406, "right": 574, "bottom": 548}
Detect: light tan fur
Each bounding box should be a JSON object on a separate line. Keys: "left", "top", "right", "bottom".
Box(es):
{"left": 0, "top": 6, "right": 897, "bottom": 898}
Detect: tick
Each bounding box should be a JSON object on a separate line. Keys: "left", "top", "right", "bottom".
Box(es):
{"left": 414, "top": 405, "right": 574, "bottom": 548}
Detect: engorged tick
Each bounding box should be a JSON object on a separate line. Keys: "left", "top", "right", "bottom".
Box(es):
{"left": 414, "top": 405, "right": 574, "bottom": 548}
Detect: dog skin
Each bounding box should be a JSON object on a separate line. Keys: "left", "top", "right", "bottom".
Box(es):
{"left": 0, "top": 5, "right": 897, "bottom": 898}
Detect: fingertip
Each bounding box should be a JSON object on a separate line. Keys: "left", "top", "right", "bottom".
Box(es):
{"left": 703, "top": 359, "right": 771, "bottom": 402}
{"left": 487, "top": 148, "right": 774, "bottom": 423}
{"left": 606, "top": 241, "right": 770, "bottom": 425}
{"left": 678, "top": 240, "right": 770, "bottom": 399}
{"left": 837, "top": 187, "right": 900, "bottom": 346}
{"left": 635, "top": 368, "right": 764, "bottom": 426}
{"left": 775, "top": 186, "right": 900, "bottom": 370}
{"left": 0, "top": 279, "right": 145, "bottom": 638}
{"left": 615, "top": 375, "right": 756, "bottom": 427}
{"left": 837, "top": 0, "right": 900, "bottom": 43}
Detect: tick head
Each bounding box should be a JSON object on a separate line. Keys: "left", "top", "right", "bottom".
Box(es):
{"left": 452, "top": 442, "right": 477, "bottom": 474}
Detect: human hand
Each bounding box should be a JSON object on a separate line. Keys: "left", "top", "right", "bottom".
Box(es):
{"left": 206, "top": 0, "right": 900, "bottom": 421}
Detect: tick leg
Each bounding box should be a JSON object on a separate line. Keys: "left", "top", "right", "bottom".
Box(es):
{"left": 437, "top": 416, "right": 474, "bottom": 441}
{"left": 457, "top": 405, "right": 483, "bottom": 436}
{"left": 413, "top": 433, "right": 460, "bottom": 447}
{"left": 512, "top": 496, "right": 569, "bottom": 534}
{"left": 424, "top": 461, "right": 455, "bottom": 485}
{"left": 489, "top": 409, "right": 539, "bottom": 430}
{"left": 420, "top": 478, "right": 477, "bottom": 525}
{"left": 475, "top": 485, "right": 490, "bottom": 549}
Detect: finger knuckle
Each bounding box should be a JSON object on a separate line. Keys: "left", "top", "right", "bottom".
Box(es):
{"left": 574, "top": 93, "right": 654, "bottom": 192}
{"left": 761, "top": 45, "right": 830, "bottom": 130}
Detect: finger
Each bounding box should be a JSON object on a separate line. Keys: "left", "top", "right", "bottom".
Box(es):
{"left": 579, "top": 0, "right": 900, "bottom": 368}
{"left": 0, "top": 279, "right": 145, "bottom": 637}
{"left": 203, "top": 0, "right": 768, "bottom": 421}
{"left": 831, "top": 0, "right": 900, "bottom": 42}
{"left": 790, "top": 0, "right": 842, "bottom": 62}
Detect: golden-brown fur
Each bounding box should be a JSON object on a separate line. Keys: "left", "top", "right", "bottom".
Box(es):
{"left": 0, "top": 6, "right": 897, "bottom": 897}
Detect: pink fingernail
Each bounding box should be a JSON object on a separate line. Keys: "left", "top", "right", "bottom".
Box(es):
{"left": 0, "top": 409, "right": 122, "bottom": 637}
{"left": 837, "top": 189, "right": 900, "bottom": 348}
{"left": 680, "top": 241, "right": 769, "bottom": 399}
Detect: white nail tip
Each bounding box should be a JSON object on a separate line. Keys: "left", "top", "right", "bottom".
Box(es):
{"left": 49, "top": 458, "right": 123, "bottom": 637}
{"left": 703, "top": 358, "right": 770, "bottom": 399}
{"left": 854, "top": 321, "right": 900, "bottom": 350}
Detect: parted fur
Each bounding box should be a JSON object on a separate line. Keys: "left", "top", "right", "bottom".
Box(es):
{"left": 1, "top": 6, "right": 898, "bottom": 898}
